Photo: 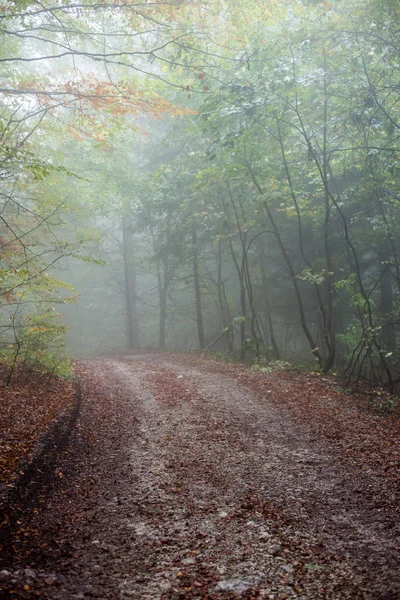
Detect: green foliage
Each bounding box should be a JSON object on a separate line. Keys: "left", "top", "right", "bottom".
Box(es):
{"left": 297, "top": 269, "right": 327, "bottom": 286}
{"left": 252, "top": 357, "right": 292, "bottom": 374}
{"left": 1, "top": 0, "right": 400, "bottom": 389}
{"left": 204, "top": 350, "right": 238, "bottom": 364}
{"left": 16, "top": 310, "right": 70, "bottom": 376}
{"left": 371, "top": 393, "right": 399, "bottom": 416}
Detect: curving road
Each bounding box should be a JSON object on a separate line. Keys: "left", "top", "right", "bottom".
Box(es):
{"left": 2, "top": 355, "right": 399, "bottom": 599}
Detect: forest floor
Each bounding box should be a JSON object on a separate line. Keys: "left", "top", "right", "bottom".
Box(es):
{"left": 0, "top": 367, "right": 76, "bottom": 484}
{"left": 1, "top": 354, "right": 399, "bottom": 599}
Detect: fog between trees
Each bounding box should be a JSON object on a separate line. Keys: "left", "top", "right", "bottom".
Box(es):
{"left": 1, "top": 0, "right": 399, "bottom": 389}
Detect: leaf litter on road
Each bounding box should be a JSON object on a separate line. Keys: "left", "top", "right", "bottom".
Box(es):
{"left": 0, "top": 354, "right": 399, "bottom": 599}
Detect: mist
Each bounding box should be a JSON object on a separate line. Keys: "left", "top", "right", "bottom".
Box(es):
{"left": 1, "top": 0, "right": 399, "bottom": 385}
{"left": 2, "top": 3, "right": 400, "bottom": 599}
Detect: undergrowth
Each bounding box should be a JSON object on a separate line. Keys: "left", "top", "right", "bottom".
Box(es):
{"left": 251, "top": 357, "right": 292, "bottom": 373}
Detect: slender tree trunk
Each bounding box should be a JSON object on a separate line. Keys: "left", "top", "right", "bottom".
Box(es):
{"left": 287, "top": 76, "right": 392, "bottom": 384}
{"left": 155, "top": 253, "right": 169, "bottom": 351}
{"left": 150, "top": 215, "right": 171, "bottom": 351}
{"left": 192, "top": 220, "right": 205, "bottom": 349}
{"left": 321, "top": 57, "right": 336, "bottom": 372}
{"left": 246, "top": 161, "right": 323, "bottom": 366}
{"left": 216, "top": 240, "right": 233, "bottom": 351}
{"left": 122, "top": 212, "right": 140, "bottom": 351}
{"left": 258, "top": 235, "right": 280, "bottom": 359}
{"left": 302, "top": 126, "right": 392, "bottom": 386}
{"left": 234, "top": 192, "right": 264, "bottom": 357}
{"left": 227, "top": 235, "right": 246, "bottom": 360}
{"left": 159, "top": 285, "right": 167, "bottom": 350}
{"left": 219, "top": 188, "right": 249, "bottom": 361}
{"left": 239, "top": 253, "right": 247, "bottom": 360}
{"left": 227, "top": 187, "right": 259, "bottom": 359}
{"left": 276, "top": 117, "right": 332, "bottom": 368}
{"left": 379, "top": 245, "right": 395, "bottom": 351}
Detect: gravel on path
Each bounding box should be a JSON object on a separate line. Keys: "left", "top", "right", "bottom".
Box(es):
{"left": 1, "top": 354, "right": 399, "bottom": 599}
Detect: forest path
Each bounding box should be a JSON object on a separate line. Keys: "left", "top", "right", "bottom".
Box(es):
{"left": 3, "top": 355, "right": 399, "bottom": 599}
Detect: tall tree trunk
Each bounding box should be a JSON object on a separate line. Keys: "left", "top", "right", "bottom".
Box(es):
{"left": 122, "top": 212, "right": 140, "bottom": 351}
{"left": 239, "top": 254, "right": 247, "bottom": 360}
{"left": 258, "top": 235, "right": 280, "bottom": 359}
{"left": 159, "top": 284, "right": 167, "bottom": 350}
{"left": 321, "top": 57, "right": 336, "bottom": 372}
{"left": 151, "top": 214, "right": 171, "bottom": 351}
{"left": 220, "top": 188, "right": 260, "bottom": 361}
{"left": 246, "top": 161, "right": 323, "bottom": 366}
{"left": 276, "top": 116, "right": 332, "bottom": 369}
{"left": 235, "top": 192, "right": 264, "bottom": 357}
{"left": 216, "top": 240, "right": 233, "bottom": 352}
{"left": 379, "top": 245, "right": 395, "bottom": 351}
{"left": 221, "top": 189, "right": 247, "bottom": 360}
{"left": 298, "top": 116, "right": 393, "bottom": 386}
{"left": 227, "top": 235, "right": 246, "bottom": 361}
{"left": 158, "top": 244, "right": 170, "bottom": 351}
{"left": 192, "top": 220, "right": 205, "bottom": 349}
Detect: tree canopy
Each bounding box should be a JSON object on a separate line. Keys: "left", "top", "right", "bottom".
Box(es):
{"left": 1, "top": 0, "right": 400, "bottom": 389}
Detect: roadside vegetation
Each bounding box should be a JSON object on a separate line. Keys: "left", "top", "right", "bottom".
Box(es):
{"left": 1, "top": 0, "right": 400, "bottom": 482}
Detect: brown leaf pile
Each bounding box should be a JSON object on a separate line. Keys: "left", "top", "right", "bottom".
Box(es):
{"left": 0, "top": 365, "right": 75, "bottom": 484}
{"left": 173, "top": 354, "right": 400, "bottom": 527}
{"left": 241, "top": 370, "right": 400, "bottom": 495}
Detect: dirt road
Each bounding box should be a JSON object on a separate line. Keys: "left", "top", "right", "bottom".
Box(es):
{"left": 2, "top": 355, "right": 399, "bottom": 599}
